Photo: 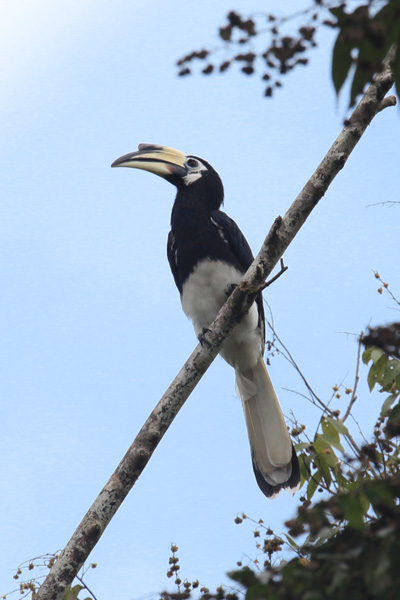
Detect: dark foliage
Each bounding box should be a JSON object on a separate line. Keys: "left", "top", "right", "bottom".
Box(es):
{"left": 176, "top": 0, "right": 400, "bottom": 106}
{"left": 160, "top": 301, "right": 400, "bottom": 599}
{"left": 363, "top": 323, "right": 400, "bottom": 359}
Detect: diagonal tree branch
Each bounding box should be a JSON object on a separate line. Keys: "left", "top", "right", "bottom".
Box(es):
{"left": 36, "top": 48, "right": 396, "bottom": 600}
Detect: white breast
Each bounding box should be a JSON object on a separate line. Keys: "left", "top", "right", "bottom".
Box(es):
{"left": 181, "top": 259, "right": 241, "bottom": 332}
{"left": 181, "top": 259, "right": 263, "bottom": 371}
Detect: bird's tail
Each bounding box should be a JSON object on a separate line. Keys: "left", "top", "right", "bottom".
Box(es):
{"left": 235, "top": 357, "right": 300, "bottom": 498}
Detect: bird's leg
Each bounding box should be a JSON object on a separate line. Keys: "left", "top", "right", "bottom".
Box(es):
{"left": 198, "top": 328, "right": 212, "bottom": 348}
{"left": 197, "top": 284, "right": 237, "bottom": 349}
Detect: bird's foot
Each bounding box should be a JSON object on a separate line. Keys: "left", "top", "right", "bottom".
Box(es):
{"left": 198, "top": 328, "right": 212, "bottom": 348}
{"left": 225, "top": 283, "right": 237, "bottom": 297}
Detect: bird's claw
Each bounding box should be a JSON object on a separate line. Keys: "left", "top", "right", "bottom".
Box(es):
{"left": 198, "top": 328, "right": 212, "bottom": 348}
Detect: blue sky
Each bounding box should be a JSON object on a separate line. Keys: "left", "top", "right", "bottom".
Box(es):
{"left": 1, "top": 1, "right": 399, "bottom": 598}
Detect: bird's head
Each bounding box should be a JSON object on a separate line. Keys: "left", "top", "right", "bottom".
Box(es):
{"left": 111, "top": 143, "right": 224, "bottom": 210}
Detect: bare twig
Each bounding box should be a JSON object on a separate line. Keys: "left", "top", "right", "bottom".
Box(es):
{"left": 349, "top": 413, "right": 369, "bottom": 446}
{"left": 35, "top": 48, "right": 396, "bottom": 600}
{"left": 74, "top": 574, "right": 97, "bottom": 600}
{"left": 261, "top": 258, "right": 288, "bottom": 290}
{"left": 367, "top": 200, "right": 400, "bottom": 207}
{"left": 268, "top": 321, "right": 330, "bottom": 413}
{"left": 278, "top": 326, "right": 379, "bottom": 478}
{"left": 376, "top": 94, "right": 397, "bottom": 112}
{"left": 373, "top": 271, "right": 400, "bottom": 307}
{"left": 342, "top": 332, "right": 363, "bottom": 423}
{"left": 282, "top": 387, "right": 318, "bottom": 405}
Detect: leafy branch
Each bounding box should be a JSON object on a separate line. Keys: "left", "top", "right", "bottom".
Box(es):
{"left": 158, "top": 276, "right": 400, "bottom": 599}
{"left": 176, "top": 0, "right": 400, "bottom": 106}
{"left": 160, "top": 326, "right": 400, "bottom": 600}
{"left": 2, "top": 556, "right": 97, "bottom": 600}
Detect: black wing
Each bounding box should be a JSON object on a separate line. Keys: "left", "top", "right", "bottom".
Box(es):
{"left": 209, "top": 209, "right": 265, "bottom": 347}
{"left": 209, "top": 210, "right": 254, "bottom": 271}
{"left": 167, "top": 230, "right": 180, "bottom": 290}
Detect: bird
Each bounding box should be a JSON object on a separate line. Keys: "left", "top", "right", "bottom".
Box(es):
{"left": 112, "top": 143, "right": 300, "bottom": 498}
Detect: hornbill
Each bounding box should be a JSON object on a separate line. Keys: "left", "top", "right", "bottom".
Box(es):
{"left": 112, "top": 144, "right": 300, "bottom": 498}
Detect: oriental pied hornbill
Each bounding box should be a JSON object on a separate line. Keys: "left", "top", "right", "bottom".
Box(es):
{"left": 112, "top": 144, "right": 300, "bottom": 498}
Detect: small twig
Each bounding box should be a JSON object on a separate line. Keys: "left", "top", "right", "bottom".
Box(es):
{"left": 261, "top": 258, "right": 288, "bottom": 290}
{"left": 75, "top": 574, "right": 98, "bottom": 600}
{"left": 346, "top": 432, "right": 380, "bottom": 478}
{"left": 376, "top": 94, "right": 397, "bottom": 113}
{"left": 280, "top": 331, "right": 379, "bottom": 478}
{"left": 376, "top": 438, "right": 388, "bottom": 476}
{"left": 374, "top": 271, "right": 400, "bottom": 307}
{"left": 367, "top": 200, "right": 400, "bottom": 208}
{"left": 342, "top": 332, "right": 363, "bottom": 423}
{"left": 282, "top": 387, "right": 322, "bottom": 408}
{"left": 268, "top": 320, "right": 333, "bottom": 415}
{"left": 349, "top": 413, "right": 370, "bottom": 446}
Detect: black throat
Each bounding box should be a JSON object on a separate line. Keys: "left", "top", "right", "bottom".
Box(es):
{"left": 171, "top": 185, "right": 213, "bottom": 240}
{"left": 169, "top": 181, "right": 240, "bottom": 290}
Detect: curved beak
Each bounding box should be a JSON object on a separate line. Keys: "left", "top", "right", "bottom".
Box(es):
{"left": 111, "top": 143, "right": 187, "bottom": 179}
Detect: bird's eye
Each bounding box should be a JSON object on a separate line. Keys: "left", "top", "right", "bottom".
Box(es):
{"left": 185, "top": 158, "right": 200, "bottom": 169}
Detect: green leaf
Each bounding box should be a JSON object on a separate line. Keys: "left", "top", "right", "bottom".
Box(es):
{"left": 337, "top": 494, "right": 365, "bottom": 531}
{"left": 371, "top": 0, "right": 400, "bottom": 53}
{"left": 327, "top": 417, "right": 350, "bottom": 436}
{"left": 314, "top": 434, "right": 339, "bottom": 462}
{"left": 363, "top": 347, "right": 385, "bottom": 367}
{"left": 313, "top": 524, "right": 341, "bottom": 546}
{"left": 357, "top": 36, "right": 386, "bottom": 65}
{"left": 298, "top": 452, "right": 314, "bottom": 484}
{"left": 62, "top": 586, "right": 84, "bottom": 600}
{"left": 246, "top": 583, "right": 271, "bottom": 600}
{"left": 319, "top": 432, "right": 344, "bottom": 454}
{"left": 371, "top": 348, "right": 385, "bottom": 363}
{"left": 349, "top": 61, "right": 370, "bottom": 106}
{"left": 313, "top": 438, "right": 333, "bottom": 487}
{"left": 307, "top": 471, "right": 321, "bottom": 500}
{"left": 228, "top": 566, "right": 258, "bottom": 588}
{"left": 320, "top": 418, "right": 344, "bottom": 452}
{"left": 388, "top": 402, "right": 400, "bottom": 425}
{"left": 362, "top": 347, "right": 373, "bottom": 364}
{"left": 335, "top": 470, "right": 352, "bottom": 491}
{"left": 373, "top": 348, "right": 386, "bottom": 361}
{"left": 346, "top": 0, "right": 400, "bottom": 106}
{"left": 368, "top": 353, "right": 388, "bottom": 391}
{"left": 359, "top": 492, "right": 370, "bottom": 515}
{"left": 295, "top": 442, "right": 312, "bottom": 452}
{"left": 381, "top": 393, "right": 398, "bottom": 416}
{"left": 329, "top": 6, "right": 346, "bottom": 20}
{"left": 382, "top": 359, "right": 400, "bottom": 391}
{"left": 332, "top": 33, "right": 354, "bottom": 96}
{"left": 284, "top": 533, "right": 300, "bottom": 551}
{"left": 364, "top": 478, "right": 397, "bottom": 512}
{"left": 321, "top": 416, "right": 339, "bottom": 440}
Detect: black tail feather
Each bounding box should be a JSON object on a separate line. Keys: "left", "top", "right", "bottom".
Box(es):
{"left": 252, "top": 445, "right": 300, "bottom": 498}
